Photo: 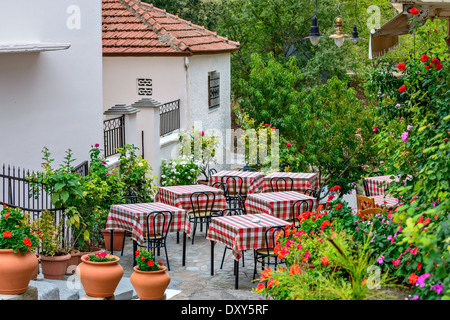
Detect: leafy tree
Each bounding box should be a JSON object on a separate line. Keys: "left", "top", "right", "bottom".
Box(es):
{"left": 237, "top": 53, "right": 378, "bottom": 196}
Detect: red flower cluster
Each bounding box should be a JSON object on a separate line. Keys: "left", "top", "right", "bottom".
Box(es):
{"left": 426, "top": 57, "right": 443, "bottom": 70}
{"left": 397, "top": 62, "right": 406, "bottom": 71}
{"left": 409, "top": 7, "right": 419, "bottom": 15}
{"left": 329, "top": 185, "right": 341, "bottom": 192}
{"left": 398, "top": 85, "right": 407, "bottom": 93}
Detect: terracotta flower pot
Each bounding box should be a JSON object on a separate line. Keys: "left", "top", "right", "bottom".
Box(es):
{"left": 39, "top": 252, "right": 71, "bottom": 280}
{"left": 77, "top": 254, "right": 124, "bottom": 298}
{"left": 66, "top": 250, "right": 81, "bottom": 274}
{"left": 101, "top": 229, "right": 125, "bottom": 251}
{"left": 130, "top": 265, "right": 171, "bottom": 300}
{"left": 77, "top": 246, "right": 102, "bottom": 265}
{"left": 0, "top": 249, "right": 39, "bottom": 294}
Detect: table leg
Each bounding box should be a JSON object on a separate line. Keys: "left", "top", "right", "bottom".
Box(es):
{"left": 210, "top": 241, "right": 215, "bottom": 276}
{"left": 110, "top": 229, "right": 114, "bottom": 255}
{"left": 234, "top": 259, "right": 239, "bottom": 290}
{"left": 182, "top": 232, "right": 186, "bottom": 266}
{"left": 132, "top": 240, "right": 137, "bottom": 267}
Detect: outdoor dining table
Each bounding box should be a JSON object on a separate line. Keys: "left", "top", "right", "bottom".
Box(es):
{"left": 208, "top": 170, "right": 265, "bottom": 195}
{"left": 154, "top": 184, "right": 228, "bottom": 212}
{"left": 207, "top": 213, "right": 288, "bottom": 290}
{"left": 245, "top": 191, "right": 318, "bottom": 221}
{"left": 105, "top": 202, "right": 189, "bottom": 266}
{"left": 364, "top": 175, "right": 412, "bottom": 197}
{"left": 262, "top": 172, "right": 319, "bottom": 193}
{"left": 369, "top": 195, "right": 399, "bottom": 209}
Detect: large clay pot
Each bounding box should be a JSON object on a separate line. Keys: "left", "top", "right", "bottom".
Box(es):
{"left": 77, "top": 254, "right": 124, "bottom": 298}
{"left": 0, "top": 249, "right": 39, "bottom": 294}
{"left": 130, "top": 265, "right": 171, "bottom": 300}
{"left": 39, "top": 252, "right": 71, "bottom": 280}
{"left": 66, "top": 250, "right": 81, "bottom": 275}
{"left": 101, "top": 229, "right": 125, "bottom": 251}
{"left": 77, "top": 247, "right": 102, "bottom": 265}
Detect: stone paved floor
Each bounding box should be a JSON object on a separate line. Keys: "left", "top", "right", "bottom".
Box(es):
{"left": 114, "top": 230, "right": 261, "bottom": 300}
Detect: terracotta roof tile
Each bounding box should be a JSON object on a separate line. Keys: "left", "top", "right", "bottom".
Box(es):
{"left": 102, "top": 0, "right": 239, "bottom": 55}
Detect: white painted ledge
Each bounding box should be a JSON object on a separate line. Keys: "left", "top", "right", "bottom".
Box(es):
{"left": 0, "top": 42, "right": 71, "bottom": 54}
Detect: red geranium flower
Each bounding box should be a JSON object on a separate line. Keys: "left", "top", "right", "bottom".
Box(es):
{"left": 321, "top": 255, "right": 329, "bottom": 266}
{"left": 147, "top": 259, "right": 155, "bottom": 267}
{"left": 398, "top": 85, "right": 407, "bottom": 93}
{"left": 397, "top": 62, "right": 406, "bottom": 71}
{"left": 23, "top": 238, "right": 32, "bottom": 247}
{"left": 336, "top": 204, "right": 343, "bottom": 210}
{"left": 420, "top": 54, "right": 429, "bottom": 62}
{"left": 3, "top": 231, "right": 11, "bottom": 238}
{"left": 409, "top": 8, "right": 419, "bottom": 15}
{"left": 286, "top": 143, "right": 291, "bottom": 147}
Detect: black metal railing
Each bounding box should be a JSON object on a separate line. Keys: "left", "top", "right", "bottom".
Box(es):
{"left": 1, "top": 162, "right": 88, "bottom": 251}
{"left": 160, "top": 99, "right": 180, "bottom": 136}
{"left": 104, "top": 115, "right": 125, "bottom": 157}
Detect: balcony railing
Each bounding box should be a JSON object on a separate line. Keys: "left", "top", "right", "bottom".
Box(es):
{"left": 103, "top": 115, "right": 125, "bottom": 157}
{"left": 160, "top": 99, "right": 180, "bottom": 136}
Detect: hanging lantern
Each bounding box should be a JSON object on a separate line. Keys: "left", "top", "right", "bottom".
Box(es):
{"left": 305, "top": 16, "right": 323, "bottom": 45}
{"left": 329, "top": 16, "right": 349, "bottom": 47}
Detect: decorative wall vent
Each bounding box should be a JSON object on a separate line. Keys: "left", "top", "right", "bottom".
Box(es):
{"left": 137, "top": 78, "right": 153, "bottom": 96}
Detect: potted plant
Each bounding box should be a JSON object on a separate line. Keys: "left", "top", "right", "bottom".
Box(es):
{"left": 77, "top": 251, "right": 123, "bottom": 298}
{"left": 0, "top": 205, "right": 39, "bottom": 294}
{"left": 130, "top": 248, "right": 171, "bottom": 300}
{"left": 32, "top": 210, "right": 71, "bottom": 280}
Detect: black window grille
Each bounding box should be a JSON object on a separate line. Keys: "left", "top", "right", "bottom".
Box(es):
{"left": 103, "top": 115, "right": 125, "bottom": 157}
{"left": 160, "top": 99, "right": 180, "bottom": 136}
{"left": 208, "top": 71, "right": 220, "bottom": 109}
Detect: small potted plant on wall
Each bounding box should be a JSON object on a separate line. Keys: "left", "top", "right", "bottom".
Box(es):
{"left": 130, "top": 248, "right": 171, "bottom": 300}
{"left": 77, "top": 251, "right": 123, "bottom": 298}
{"left": 0, "top": 205, "right": 39, "bottom": 294}
{"left": 32, "top": 210, "right": 71, "bottom": 280}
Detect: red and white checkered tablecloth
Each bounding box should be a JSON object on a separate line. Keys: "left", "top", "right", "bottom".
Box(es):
{"left": 105, "top": 202, "right": 189, "bottom": 246}
{"left": 370, "top": 195, "right": 399, "bottom": 209}
{"left": 262, "top": 172, "right": 319, "bottom": 193}
{"left": 245, "top": 191, "right": 317, "bottom": 221}
{"left": 364, "top": 175, "right": 412, "bottom": 196}
{"left": 154, "top": 184, "right": 227, "bottom": 212}
{"left": 207, "top": 213, "right": 288, "bottom": 261}
{"left": 208, "top": 170, "right": 265, "bottom": 194}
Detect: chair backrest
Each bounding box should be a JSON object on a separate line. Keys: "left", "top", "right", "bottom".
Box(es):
{"left": 359, "top": 207, "right": 380, "bottom": 221}
{"left": 220, "top": 175, "right": 243, "bottom": 195}
{"left": 269, "top": 177, "right": 294, "bottom": 192}
{"left": 362, "top": 178, "right": 371, "bottom": 196}
{"left": 209, "top": 168, "right": 217, "bottom": 177}
{"left": 211, "top": 181, "right": 229, "bottom": 197}
{"left": 220, "top": 208, "right": 245, "bottom": 217}
{"left": 189, "top": 191, "right": 216, "bottom": 216}
{"left": 262, "top": 226, "right": 285, "bottom": 254}
{"left": 145, "top": 211, "right": 172, "bottom": 238}
{"left": 121, "top": 188, "right": 144, "bottom": 204}
{"left": 356, "top": 194, "right": 375, "bottom": 211}
{"left": 305, "top": 188, "right": 319, "bottom": 200}
{"left": 292, "top": 199, "right": 314, "bottom": 222}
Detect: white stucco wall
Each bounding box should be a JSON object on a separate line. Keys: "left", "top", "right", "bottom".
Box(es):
{"left": 187, "top": 53, "right": 232, "bottom": 171}
{"left": 0, "top": 1, "right": 103, "bottom": 171}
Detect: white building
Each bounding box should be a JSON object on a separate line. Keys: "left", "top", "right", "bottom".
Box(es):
{"left": 0, "top": 1, "right": 103, "bottom": 171}
{"left": 102, "top": 0, "right": 240, "bottom": 179}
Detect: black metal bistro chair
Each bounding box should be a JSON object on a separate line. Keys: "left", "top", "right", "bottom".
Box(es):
{"left": 211, "top": 181, "right": 229, "bottom": 216}
{"left": 218, "top": 203, "right": 247, "bottom": 270}
{"left": 269, "top": 177, "right": 294, "bottom": 192}
{"left": 290, "top": 199, "right": 315, "bottom": 227}
{"left": 208, "top": 168, "right": 218, "bottom": 177}
{"left": 253, "top": 226, "right": 286, "bottom": 280}
{"left": 188, "top": 191, "right": 216, "bottom": 244}
{"left": 220, "top": 175, "right": 244, "bottom": 208}
{"left": 137, "top": 210, "right": 173, "bottom": 270}
{"left": 120, "top": 191, "right": 144, "bottom": 256}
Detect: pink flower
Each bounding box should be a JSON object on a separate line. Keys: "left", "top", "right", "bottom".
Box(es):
{"left": 401, "top": 131, "right": 409, "bottom": 143}
{"left": 304, "top": 252, "right": 310, "bottom": 258}
{"left": 410, "top": 247, "right": 418, "bottom": 255}
{"left": 373, "top": 126, "right": 379, "bottom": 133}
{"left": 286, "top": 143, "right": 291, "bottom": 147}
